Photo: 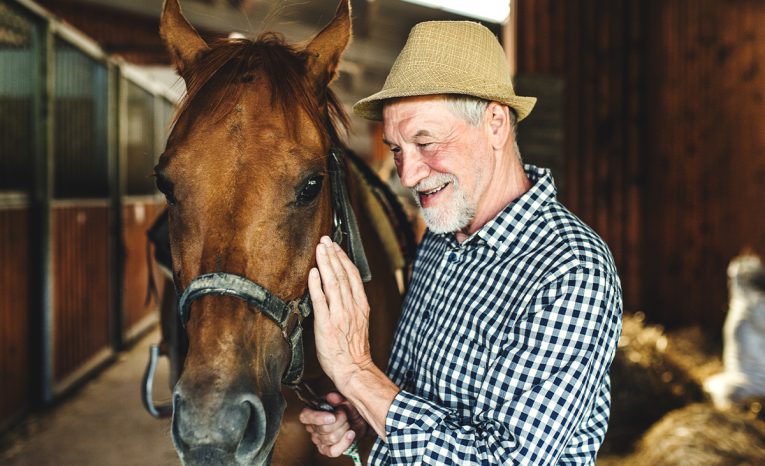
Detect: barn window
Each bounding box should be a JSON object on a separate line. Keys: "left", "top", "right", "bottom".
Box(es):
{"left": 0, "top": 2, "right": 39, "bottom": 194}
{"left": 53, "top": 39, "right": 109, "bottom": 199}
{"left": 124, "top": 81, "right": 157, "bottom": 196}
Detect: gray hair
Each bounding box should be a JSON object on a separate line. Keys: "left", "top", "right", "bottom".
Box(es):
{"left": 442, "top": 95, "right": 521, "bottom": 162}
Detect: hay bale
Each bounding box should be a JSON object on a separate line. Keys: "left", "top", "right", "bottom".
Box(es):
{"left": 602, "top": 313, "right": 706, "bottom": 454}
{"left": 625, "top": 403, "right": 765, "bottom": 466}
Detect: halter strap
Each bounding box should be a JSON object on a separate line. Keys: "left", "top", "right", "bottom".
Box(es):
{"left": 329, "top": 148, "right": 371, "bottom": 282}
{"left": 178, "top": 273, "right": 312, "bottom": 328}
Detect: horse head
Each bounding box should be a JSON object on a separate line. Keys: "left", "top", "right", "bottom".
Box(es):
{"left": 155, "top": 0, "right": 352, "bottom": 464}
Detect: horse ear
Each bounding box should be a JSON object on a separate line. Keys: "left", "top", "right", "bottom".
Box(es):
{"left": 304, "top": 0, "right": 352, "bottom": 86}
{"left": 160, "top": 0, "right": 209, "bottom": 80}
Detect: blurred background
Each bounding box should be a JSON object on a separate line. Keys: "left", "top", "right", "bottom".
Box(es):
{"left": 1, "top": 0, "right": 764, "bottom": 464}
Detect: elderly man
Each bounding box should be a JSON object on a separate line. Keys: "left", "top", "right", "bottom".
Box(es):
{"left": 300, "top": 21, "right": 622, "bottom": 465}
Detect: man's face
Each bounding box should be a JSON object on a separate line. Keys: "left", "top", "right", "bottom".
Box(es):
{"left": 382, "top": 96, "right": 493, "bottom": 234}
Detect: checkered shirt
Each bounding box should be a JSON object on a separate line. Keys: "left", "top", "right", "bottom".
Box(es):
{"left": 368, "top": 165, "right": 623, "bottom": 465}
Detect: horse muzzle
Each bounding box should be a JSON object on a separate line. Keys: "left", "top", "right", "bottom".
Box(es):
{"left": 172, "top": 389, "right": 274, "bottom": 465}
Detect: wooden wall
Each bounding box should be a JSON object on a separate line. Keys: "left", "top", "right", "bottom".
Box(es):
{"left": 52, "top": 204, "right": 111, "bottom": 384}
{"left": 641, "top": 0, "right": 765, "bottom": 329}
{"left": 121, "top": 201, "right": 165, "bottom": 338}
{"left": 0, "top": 206, "right": 30, "bottom": 430}
{"left": 514, "top": 0, "right": 765, "bottom": 330}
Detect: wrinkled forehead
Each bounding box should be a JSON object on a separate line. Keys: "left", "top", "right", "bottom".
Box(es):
{"left": 382, "top": 96, "right": 466, "bottom": 141}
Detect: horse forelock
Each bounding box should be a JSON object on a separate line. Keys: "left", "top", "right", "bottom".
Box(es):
{"left": 174, "top": 33, "right": 349, "bottom": 145}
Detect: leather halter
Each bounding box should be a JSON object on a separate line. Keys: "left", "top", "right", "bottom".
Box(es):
{"left": 176, "top": 147, "right": 370, "bottom": 390}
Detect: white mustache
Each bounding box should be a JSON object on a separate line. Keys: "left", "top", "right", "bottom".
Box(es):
{"left": 412, "top": 173, "right": 457, "bottom": 193}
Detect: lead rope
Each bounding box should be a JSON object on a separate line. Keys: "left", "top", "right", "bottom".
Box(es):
{"left": 344, "top": 442, "right": 362, "bottom": 465}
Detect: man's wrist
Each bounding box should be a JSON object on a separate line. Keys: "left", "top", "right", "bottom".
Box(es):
{"left": 344, "top": 365, "right": 393, "bottom": 399}
{"left": 341, "top": 365, "right": 400, "bottom": 440}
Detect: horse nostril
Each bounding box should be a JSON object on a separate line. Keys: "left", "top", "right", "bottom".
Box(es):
{"left": 235, "top": 394, "right": 267, "bottom": 462}
{"left": 171, "top": 388, "right": 268, "bottom": 463}
{"left": 171, "top": 393, "right": 187, "bottom": 452}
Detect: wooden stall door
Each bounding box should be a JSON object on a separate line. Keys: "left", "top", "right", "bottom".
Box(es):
{"left": 121, "top": 201, "right": 165, "bottom": 340}
{"left": 0, "top": 206, "right": 31, "bottom": 431}
{"left": 51, "top": 204, "right": 112, "bottom": 388}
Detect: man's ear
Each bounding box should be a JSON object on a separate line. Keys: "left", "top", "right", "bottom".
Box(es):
{"left": 486, "top": 102, "right": 512, "bottom": 151}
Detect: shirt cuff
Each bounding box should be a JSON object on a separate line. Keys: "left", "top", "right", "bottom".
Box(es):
{"left": 386, "top": 389, "right": 452, "bottom": 435}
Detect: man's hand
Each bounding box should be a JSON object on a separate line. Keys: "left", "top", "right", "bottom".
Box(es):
{"left": 299, "top": 392, "right": 369, "bottom": 457}
{"left": 308, "top": 236, "right": 375, "bottom": 390}
{"left": 307, "top": 236, "right": 401, "bottom": 441}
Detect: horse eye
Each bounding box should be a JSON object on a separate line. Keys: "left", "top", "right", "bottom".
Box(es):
{"left": 297, "top": 175, "right": 324, "bottom": 205}
{"left": 155, "top": 172, "right": 177, "bottom": 206}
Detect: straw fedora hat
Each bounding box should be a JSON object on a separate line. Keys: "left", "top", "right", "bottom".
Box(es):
{"left": 353, "top": 21, "right": 536, "bottom": 121}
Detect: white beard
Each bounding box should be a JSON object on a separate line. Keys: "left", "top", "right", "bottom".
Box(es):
{"left": 704, "top": 253, "right": 765, "bottom": 408}
{"left": 412, "top": 173, "right": 476, "bottom": 234}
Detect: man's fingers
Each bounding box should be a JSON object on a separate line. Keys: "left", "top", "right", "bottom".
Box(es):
{"left": 325, "top": 391, "right": 346, "bottom": 406}
{"left": 312, "top": 407, "right": 348, "bottom": 433}
{"left": 298, "top": 405, "right": 349, "bottom": 434}
{"left": 316, "top": 419, "right": 350, "bottom": 435}
{"left": 299, "top": 396, "right": 359, "bottom": 459}
{"left": 315, "top": 241, "right": 345, "bottom": 311}
{"left": 326, "top": 430, "right": 356, "bottom": 457}
{"left": 332, "top": 242, "right": 369, "bottom": 310}
{"left": 307, "top": 268, "right": 330, "bottom": 325}
{"left": 299, "top": 406, "right": 336, "bottom": 426}
{"left": 320, "top": 237, "right": 353, "bottom": 308}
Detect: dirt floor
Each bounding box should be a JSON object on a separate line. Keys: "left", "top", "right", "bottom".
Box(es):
{"left": 0, "top": 329, "right": 180, "bottom": 466}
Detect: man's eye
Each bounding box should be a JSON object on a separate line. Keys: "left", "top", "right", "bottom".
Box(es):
{"left": 297, "top": 175, "right": 324, "bottom": 205}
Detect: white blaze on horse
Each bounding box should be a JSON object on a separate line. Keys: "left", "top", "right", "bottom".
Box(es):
{"left": 145, "top": 1, "right": 413, "bottom": 464}
{"left": 704, "top": 252, "right": 765, "bottom": 409}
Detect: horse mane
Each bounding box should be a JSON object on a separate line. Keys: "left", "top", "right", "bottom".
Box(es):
{"left": 175, "top": 32, "right": 350, "bottom": 143}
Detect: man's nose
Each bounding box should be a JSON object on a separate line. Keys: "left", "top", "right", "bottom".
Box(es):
{"left": 397, "top": 151, "right": 430, "bottom": 189}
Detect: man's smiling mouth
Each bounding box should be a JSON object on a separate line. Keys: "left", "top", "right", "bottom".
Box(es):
{"left": 419, "top": 181, "right": 451, "bottom": 197}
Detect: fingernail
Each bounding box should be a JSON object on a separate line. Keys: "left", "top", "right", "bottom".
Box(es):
{"left": 321, "top": 236, "right": 332, "bottom": 245}
{"left": 309, "top": 268, "right": 318, "bottom": 278}
{"left": 347, "top": 431, "right": 355, "bottom": 440}
{"left": 324, "top": 415, "right": 335, "bottom": 423}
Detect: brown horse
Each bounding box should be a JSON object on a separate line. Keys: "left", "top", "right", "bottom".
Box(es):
{"left": 153, "top": 0, "right": 409, "bottom": 464}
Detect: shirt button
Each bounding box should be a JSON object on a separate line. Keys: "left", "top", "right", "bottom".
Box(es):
{"left": 448, "top": 252, "right": 458, "bottom": 262}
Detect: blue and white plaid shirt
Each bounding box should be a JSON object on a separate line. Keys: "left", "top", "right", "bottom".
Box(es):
{"left": 368, "top": 165, "right": 622, "bottom": 465}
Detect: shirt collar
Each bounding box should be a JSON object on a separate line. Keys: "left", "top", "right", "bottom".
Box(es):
{"left": 436, "top": 164, "right": 557, "bottom": 253}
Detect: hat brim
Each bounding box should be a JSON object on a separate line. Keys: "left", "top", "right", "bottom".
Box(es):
{"left": 353, "top": 85, "right": 537, "bottom": 122}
